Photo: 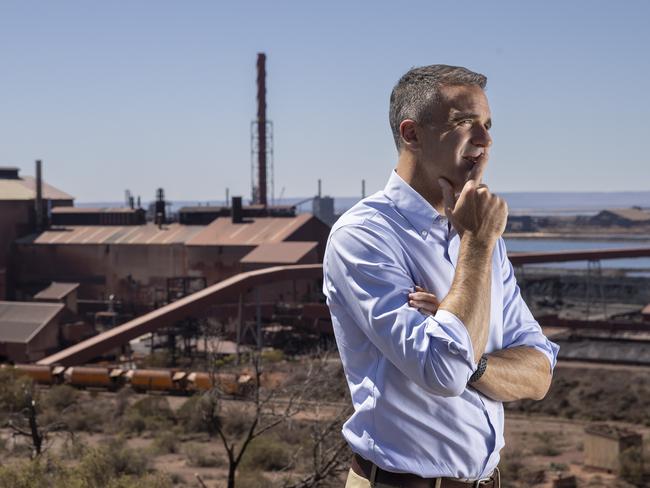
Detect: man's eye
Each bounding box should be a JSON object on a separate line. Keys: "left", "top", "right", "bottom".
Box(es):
{"left": 459, "top": 119, "right": 472, "bottom": 126}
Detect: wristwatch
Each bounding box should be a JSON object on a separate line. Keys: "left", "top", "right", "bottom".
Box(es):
{"left": 468, "top": 355, "right": 488, "bottom": 384}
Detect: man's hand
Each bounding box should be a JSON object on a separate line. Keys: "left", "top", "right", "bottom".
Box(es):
{"left": 438, "top": 177, "right": 508, "bottom": 244}
{"left": 408, "top": 286, "right": 439, "bottom": 316}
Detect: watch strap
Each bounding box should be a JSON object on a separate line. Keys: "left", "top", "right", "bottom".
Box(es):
{"left": 469, "top": 355, "right": 488, "bottom": 384}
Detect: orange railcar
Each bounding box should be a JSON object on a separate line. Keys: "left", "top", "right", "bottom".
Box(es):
{"left": 14, "top": 364, "right": 64, "bottom": 385}
{"left": 64, "top": 366, "right": 125, "bottom": 390}
{"left": 127, "top": 369, "right": 186, "bottom": 393}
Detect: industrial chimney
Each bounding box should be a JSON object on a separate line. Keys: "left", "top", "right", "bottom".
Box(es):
{"left": 154, "top": 188, "right": 166, "bottom": 227}
{"left": 256, "top": 53, "right": 268, "bottom": 207}
{"left": 232, "top": 196, "right": 243, "bottom": 224}
{"left": 35, "top": 160, "right": 44, "bottom": 231}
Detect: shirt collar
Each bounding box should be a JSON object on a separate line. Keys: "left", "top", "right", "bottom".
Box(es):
{"left": 383, "top": 170, "right": 444, "bottom": 237}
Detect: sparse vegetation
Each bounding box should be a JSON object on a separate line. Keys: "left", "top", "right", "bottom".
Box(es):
{"left": 3, "top": 354, "right": 648, "bottom": 487}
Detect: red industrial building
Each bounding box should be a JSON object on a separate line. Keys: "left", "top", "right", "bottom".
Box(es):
{"left": 14, "top": 213, "right": 329, "bottom": 309}
{"left": 0, "top": 165, "right": 74, "bottom": 299}
{"left": 0, "top": 301, "right": 66, "bottom": 362}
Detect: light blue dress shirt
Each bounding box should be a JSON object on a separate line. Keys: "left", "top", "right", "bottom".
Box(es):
{"left": 322, "top": 170, "right": 559, "bottom": 480}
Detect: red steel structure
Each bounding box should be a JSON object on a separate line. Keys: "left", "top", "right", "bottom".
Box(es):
{"left": 38, "top": 264, "right": 322, "bottom": 367}
{"left": 36, "top": 248, "right": 650, "bottom": 367}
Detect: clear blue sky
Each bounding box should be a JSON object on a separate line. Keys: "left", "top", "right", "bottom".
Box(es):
{"left": 1, "top": 0, "right": 648, "bottom": 202}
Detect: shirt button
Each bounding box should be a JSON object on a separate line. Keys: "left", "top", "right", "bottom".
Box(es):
{"left": 421, "top": 230, "right": 427, "bottom": 238}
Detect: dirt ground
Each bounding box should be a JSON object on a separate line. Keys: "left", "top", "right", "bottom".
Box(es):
{"left": 3, "top": 361, "right": 650, "bottom": 487}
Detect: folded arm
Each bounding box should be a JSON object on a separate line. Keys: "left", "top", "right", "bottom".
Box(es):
{"left": 409, "top": 237, "right": 559, "bottom": 402}
{"left": 471, "top": 346, "right": 552, "bottom": 401}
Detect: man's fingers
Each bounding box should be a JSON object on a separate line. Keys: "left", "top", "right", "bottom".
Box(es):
{"left": 438, "top": 178, "right": 456, "bottom": 216}
{"left": 408, "top": 299, "right": 437, "bottom": 315}
{"left": 408, "top": 292, "right": 439, "bottom": 304}
{"left": 467, "top": 159, "right": 487, "bottom": 183}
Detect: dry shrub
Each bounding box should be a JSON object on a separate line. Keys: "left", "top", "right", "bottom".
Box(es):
{"left": 0, "top": 446, "right": 171, "bottom": 488}
{"left": 183, "top": 442, "right": 225, "bottom": 468}
{"left": 121, "top": 396, "right": 174, "bottom": 434}
{"left": 42, "top": 385, "right": 79, "bottom": 412}
{"left": 240, "top": 435, "right": 291, "bottom": 472}
{"left": 236, "top": 470, "right": 273, "bottom": 488}
{"left": 176, "top": 394, "right": 218, "bottom": 434}
{"left": 151, "top": 431, "right": 179, "bottom": 455}
{"left": 76, "top": 438, "right": 152, "bottom": 485}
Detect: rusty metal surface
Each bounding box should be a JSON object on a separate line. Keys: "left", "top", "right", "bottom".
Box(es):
{"left": 19, "top": 223, "right": 205, "bottom": 246}
{"left": 38, "top": 264, "right": 323, "bottom": 366}
{"left": 0, "top": 175, "right": 74, "bottom": 201}
{"left": 509, "top": 247, "right": 650, "bottom": 265}
{"left": 256, "top": 52, "right": 267, "bottom": 207}
{"left": 186, "top": 214, "right": 313, "bottom": 246}
{"left": 0, "top": 301, "right": 65, "bottom": 343}
{"left": 240, "top": 241, "right": 318, "bottom": 264}
{"left": 51, "top": 207, "right": 138, "bottom": 214}
{"left": 34, "top": 282, "right": 80, "bottom": 301}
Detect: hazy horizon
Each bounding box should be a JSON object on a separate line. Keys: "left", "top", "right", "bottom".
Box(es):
{"left": 2, "top": 1, "right": 649, "bottom": 201}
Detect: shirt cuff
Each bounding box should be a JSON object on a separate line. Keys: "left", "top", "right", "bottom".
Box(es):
{"left": 425, "top": 309, "right": 477, "bottom": 369}
{"left": 508, "top": 331, "right": 560, "bottom": 372}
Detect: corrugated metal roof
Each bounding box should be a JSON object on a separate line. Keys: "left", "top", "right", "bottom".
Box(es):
{"left": 0, "top": 176, "right": 74, "bottom": 201}
{"left": 51, "top": 207, "right": 139, "bottom": 214}
{"left": 179, "top": 206, "right": 227, "bottom": 213}
{"left": 240, "top": 241, "right": 318, "bottom": 264}
{"left": 0, "top": 301, "right": 65, "bottom": 343}
{"left": 18, "top": 223, "right": 205, "bottom": 245}
{"left": 187, "top": 214, "right": 313, "bottom": 246}
{"left": 34, "top": 282, "right": 80, "bottom": 301}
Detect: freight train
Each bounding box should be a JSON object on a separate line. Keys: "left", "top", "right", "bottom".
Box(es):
{"left": 8, "top": 364, "right": 254, "bottom": 397}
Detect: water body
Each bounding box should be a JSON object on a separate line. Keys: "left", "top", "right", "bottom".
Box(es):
{"left": 324, "top": 191, "right": 650, "bottom": 216}
{"left": 504, "top": 238, "right": 650, "bottom": 271}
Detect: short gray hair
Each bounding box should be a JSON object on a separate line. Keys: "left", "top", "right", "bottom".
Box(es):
{"left": 389, "top": 64, "right": 487, "bottom": 150}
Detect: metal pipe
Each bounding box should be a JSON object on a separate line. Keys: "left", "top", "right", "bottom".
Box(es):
{"left": 35, "top": 160, "right": 43, "bottom": 231}
{"left": 256, "top": 53, "right": 267, "bottom": 207}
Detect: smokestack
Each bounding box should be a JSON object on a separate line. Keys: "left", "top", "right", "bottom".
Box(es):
{"left": 362, "top": 179, "right": 366, "bottom": 199}
{"left": 155, "top": 188, "right": 166, "bottom": 227}
{"left": 256, "top": 53, "right": 267, "bottom": 207}
{"left": 225, "top": 187, "right": 230, "bottom": 207}
{"left": 35, "top": 160, "right": 44, "bottom": 231}
{"left": 232, "top": 196, "right": 243, "bottom": 224}
{"left": 318, "top": 179, "right": 322, "bottom": 198}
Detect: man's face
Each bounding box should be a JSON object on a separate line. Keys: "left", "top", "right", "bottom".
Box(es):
{"left": 416, "top": 84, "right": 492, "bottom": 192}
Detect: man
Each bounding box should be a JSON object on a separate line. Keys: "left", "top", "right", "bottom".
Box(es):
{"left": 322, "top": 65, "right": 559, "bottom": 488}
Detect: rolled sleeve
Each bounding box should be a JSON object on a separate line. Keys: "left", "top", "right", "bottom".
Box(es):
{"left": 426, "top": 309, "right": 477, "bottom": 396}
{"left": 499, "top": 239, "right": 560, "bottom": 372}
{"left": 324, "top": 224, "right": 475, "bottom": 397}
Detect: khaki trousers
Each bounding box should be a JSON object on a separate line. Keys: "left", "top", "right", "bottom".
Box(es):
{"left": 345, "top": 468, "right": 393, "bottom": 487}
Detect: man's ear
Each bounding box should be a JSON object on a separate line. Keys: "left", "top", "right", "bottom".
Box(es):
{"left": 399, "top": 119, "right": 420, "bottom": 150}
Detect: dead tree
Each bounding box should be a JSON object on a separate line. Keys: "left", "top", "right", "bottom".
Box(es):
{"left": 1, "top": 372, "right": 70, "bottom": 459}
{"left": 6, "top": 385, "right": 66, "bottom": 458}
{"left": 200, "top": 351, "right": 314, "bottom": 488}
{"left": 282, "top": 403, "right": 352, "bottom": 488}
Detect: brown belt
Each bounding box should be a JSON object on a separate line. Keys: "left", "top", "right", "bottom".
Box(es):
{"left": 351, "top": 453, "right": 499, "bottom": 488}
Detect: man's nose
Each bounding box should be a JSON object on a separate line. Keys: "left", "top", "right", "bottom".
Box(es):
{"left": 471, "top": 125, "right": 492, "bottom": 148}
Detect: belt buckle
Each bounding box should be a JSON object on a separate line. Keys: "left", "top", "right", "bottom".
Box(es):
{"left": 473, "top": 467, "right": 500, "bottom": 488}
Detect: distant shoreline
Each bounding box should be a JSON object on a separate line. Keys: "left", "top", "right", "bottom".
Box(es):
{"left": 504, "top": 232, "right": 650, "bottom": 241}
